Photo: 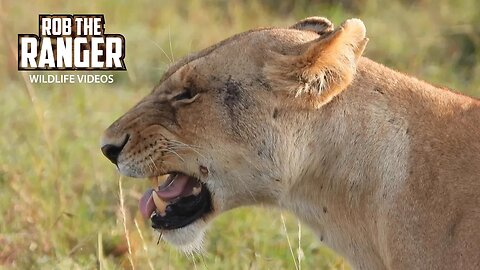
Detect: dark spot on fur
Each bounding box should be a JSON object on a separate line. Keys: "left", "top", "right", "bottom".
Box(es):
{"left": 224, "top": 77, "right": 242, "bottom": 109}
{"left": 256, "top": 77, "right": 271, "bottom": 90}
{"left": 274, "top": 178, "right": 281, "bottom": 182}
{"left": 374, "top": 86, "right": 385, "bottom": 95}
{"left": 448, "top": 212, "right": 463, "bottom": 241}
{"left": 223, "top": 78, "right": 245, "bottom": 127}
{"left": 221, "top": 77, "right": 251, "bottom": 137}
{"left": 273, "top": 108, "right": 279, "bottom": 119}
{"left": 199, "top": 165, "right": 209, "bottom": 176}
{"left": 323, "top": 207, "right": 328, "bottom": 213}
{"left": 320, "top": 235, "right": 324, "bottom": 241}
{"left": 257, "top": 143, "right": 274, "bottom": 161}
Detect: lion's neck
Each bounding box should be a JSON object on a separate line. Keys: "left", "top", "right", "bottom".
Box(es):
{"left": 282, "top": 59, "right": 416, "bottom": 269}
{"left": 280, "top": 58, "right": 480, "bottom": 269}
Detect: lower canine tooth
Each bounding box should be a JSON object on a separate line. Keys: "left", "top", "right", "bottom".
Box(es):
{"left": 152, "top": 191, "right": 167, "bottom": 215}
{"left": 192, "top": 186, "right": 201, "bottom": 196}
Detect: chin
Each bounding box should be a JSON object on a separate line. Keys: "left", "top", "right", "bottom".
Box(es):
{"left": 160, "top": 219, "right": 209, "bottom": 254}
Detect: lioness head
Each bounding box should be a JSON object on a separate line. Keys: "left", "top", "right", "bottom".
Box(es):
{"left": 101, "top": 17, "right": 367, "bottom": 252}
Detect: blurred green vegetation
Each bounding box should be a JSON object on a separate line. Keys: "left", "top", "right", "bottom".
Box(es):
{"left": 0, "top": 0, "right": 478, "bottom": 269}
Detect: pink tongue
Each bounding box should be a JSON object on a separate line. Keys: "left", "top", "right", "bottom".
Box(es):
{"left": 157, "top": 174, "right": 190, "bottom": 200}
{"left": 138, "top": 174, "right": 191, "bottom": 219}
{"left": 139, "top": 188, "right": 155, "bottom": 219}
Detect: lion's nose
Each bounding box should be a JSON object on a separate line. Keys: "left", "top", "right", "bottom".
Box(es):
{"left": 101, "top": 134, "right": 129, "bottom": 165}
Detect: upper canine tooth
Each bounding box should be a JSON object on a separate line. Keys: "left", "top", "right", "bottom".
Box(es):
{"left": 151, "top": 191, "right": 167, "bottom": 215}
{"left": 150, "top": 177, "right": 159, "bottom": 188}
{"left": 158, "top": 175, "right": 169, "bottom": 186}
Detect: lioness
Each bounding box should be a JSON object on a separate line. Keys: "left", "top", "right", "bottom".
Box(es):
{"left": 101, "top": 17, "right": 480, "bottom": 269}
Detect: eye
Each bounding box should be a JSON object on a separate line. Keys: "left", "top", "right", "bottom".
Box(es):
{"left": 173, "top": 87, "right": 194, "bottom": 101}
{"left": 171, "top": 87, "right": 199, "bottom": 106}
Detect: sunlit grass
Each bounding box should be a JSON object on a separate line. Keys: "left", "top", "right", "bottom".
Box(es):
{"left": 0, "top": 0, "right": 478, "bottom": 268}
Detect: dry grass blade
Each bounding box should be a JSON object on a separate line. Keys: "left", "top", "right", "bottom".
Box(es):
{"left": 152, "top": 40, "right": 173, "bottom": 64}
{"left": 97, "top": 232, "right": 106, "bottom": 270}
{"left": 118, "top": 176, "right": 136, "bottom": 270}
{"left": 134, "top": 219, "right": 155, "bottom": 270}
{"left": 168, "top": 26, "right": 175, "bottom": 62}
{"left": 297, "top": 221, "right": 304, "bottom": 270}
{"left": 281, "top": 213, "right": 299, "bottom": 270}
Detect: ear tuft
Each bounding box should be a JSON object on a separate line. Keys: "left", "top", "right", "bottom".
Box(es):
{"left": 290, "top": 17, "right": 334, "bottom": 35}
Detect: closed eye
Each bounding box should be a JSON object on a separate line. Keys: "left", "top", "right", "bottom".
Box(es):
{"left": 173, "top": 88, "right": 194, "bottom": 101}
{"left": 171, "top": 87, "right": 199, "bottom": 106}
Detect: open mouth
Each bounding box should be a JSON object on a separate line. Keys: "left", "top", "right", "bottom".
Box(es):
{"left": 139, "top": 173, "right": 212, "bottom": 230}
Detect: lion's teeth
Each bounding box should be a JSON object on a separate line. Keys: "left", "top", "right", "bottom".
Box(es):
{"left": 158, "top": 175, "right": 169, "bottom": 188}
{"left": 151, "top": 190, "right": 167, "bottom": 215}
{"left": 192, "top": 186, "right": 202, "bottom": 196}
{"left": 150, "top": 177, "right": 159, "bottom": 190}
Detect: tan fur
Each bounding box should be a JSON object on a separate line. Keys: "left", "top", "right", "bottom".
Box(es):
{"left": 102, "top": 17, "right": 480, "bottom": 269}
{"left": 266, "top": 18, "right": 368, "bottom": 108}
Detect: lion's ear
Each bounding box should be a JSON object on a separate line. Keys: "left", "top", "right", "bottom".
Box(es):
{"left": 289, "top": 16, "right": 334, "bottom": 35}
{"left": 266, "top": 18, "right": 368, "bottom": 108}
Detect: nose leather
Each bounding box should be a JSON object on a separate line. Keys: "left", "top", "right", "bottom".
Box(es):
{"left": 101, "top": 134, "right": 129, "bottom": 165}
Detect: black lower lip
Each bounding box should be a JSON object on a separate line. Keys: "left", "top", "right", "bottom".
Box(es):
{"left": 150, "top": 183, "right": 212, "bottom": 230}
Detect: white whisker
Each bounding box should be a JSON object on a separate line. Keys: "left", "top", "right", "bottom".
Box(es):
{"left": 168, "top": 26, "right": 175, "bottom": 62}
{"left": 167, "top": 145, "right": 207, "bottom": 160}
{"left": 168, "top": 139, "right": 203, "bottom": 149}
{"left": 149, "top": 156, "right": 159, "bottom": 171}
{"left": 163, "top": 149, "right": 185, "bottom": 162}
{"left": 151, "top": 40, "right": 173, "bottom": 63}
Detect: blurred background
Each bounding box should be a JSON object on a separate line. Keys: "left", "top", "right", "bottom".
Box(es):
{"left": 0, "top": 0, "right": 479, "bottom": 269}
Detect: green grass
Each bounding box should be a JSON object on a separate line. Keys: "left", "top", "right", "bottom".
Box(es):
{"left": 0, "top": 0, "right": 479, "bottom": 269}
